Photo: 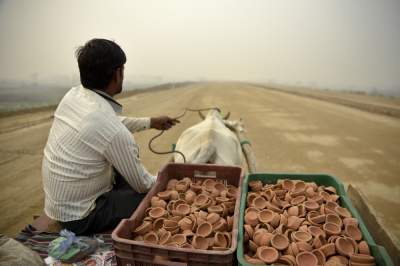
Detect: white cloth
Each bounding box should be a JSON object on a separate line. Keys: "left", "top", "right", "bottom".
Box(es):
{"left": 42, "top": 85, "right": 156, "bottom": 222}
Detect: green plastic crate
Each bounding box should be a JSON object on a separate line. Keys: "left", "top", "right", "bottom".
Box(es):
{"left": 237, "top": 173, "right": 394, "bottom": 266}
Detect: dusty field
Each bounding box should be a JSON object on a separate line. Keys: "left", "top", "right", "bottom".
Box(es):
{"left": 0, "top": 82, "right": 399, "bottom": 247}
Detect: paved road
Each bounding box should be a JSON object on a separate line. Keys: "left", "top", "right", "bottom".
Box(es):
{"left": 0, "top": 82, "right": 399, "bottom": 247}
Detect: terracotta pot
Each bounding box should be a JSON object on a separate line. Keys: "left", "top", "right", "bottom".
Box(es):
{"left": 153, "top": 218, "right": 165, "bottom": 231}
{"left": 282, "top": 179, "right": 295, "bottom": 191}
{"left": 184, "top": 190, "right": 196, "bottom": 204}
{"left": 182, "top": 229, "right": 194, "bottom": 237}
{"left": 311, "top": 234, "right": 325, "bottom": 249}
{"left": 288, "top": 242, "right": 299, "bottom": 257}
{"left": 170, "top": 234, "right": 187, "bottom": 246}
{"left": 190, "top": 183, "right": 202, "bottom": 193}
{"left": 192, "top": 235, "right": 208, "bottom": 250}
{"left": 149, "top": 207, "right": 166, "bottom": 219}
{"left": 312, "top": 249, "right": 326, "bottom": 265}
{"left": 304, "top": 200, "right": 320, "bottom": 211}
{"left": 257, "top": 209, "right": 273, "bottom": 223}
{"left": 335, "top": 237, "right": 355, "bottom": 257}
{"left": 305, "top": 186, "right": 316, "bottom": 197}
{"left": 292, "top": 231, "right": 312, "bottom": 243}
{"left": 326, "top": 213, "right": 343, "bottom": 227}
{"left": 206, "top": 212, "right": 220, "bottom": 224}
{"left": 323, "top": 222, "right": 341, "bottom": 235}
{"left": 345, "top": 224, "right": 362, "bottom": 241}
{"left": 319, "top": 243, "right": 336, "bottom": 257}
{"left": 256, "top": 246, "right": 279, "bottom": 264}
{"left": 244, "top": 224, "right": 254, "bottom": 239}
{"left": 196, "top": 222, "right": 212, "bottom": 237}
{"left": 287, "top": 216, "right": 304, "bottom": 230}
{"left": 213, "top": 218, "right": 228, "bottom": 232}
{"left": 178, "top": 217, "right": 194, "bottom": 231}
{"left": 143, "top": 232, "right": 159, "bottom": 244}
{"left": 249, "top": 180, "right": 263, "bottom": 192}
{"left": 290, "top": 195, "right": 306, "bottom": 205}
{"left": 296, "top": 251, "right": 318, "bottom": 266}
{"left": 159, "top": 230, "right": 171, "bottom": 245}
{"left": 343, "top": 217, "right": 359, "bottom": 227}
{"left": 349, "top": 254, "right": 375, "bottom": 264}
{"left": 214, "top": 232, "right": 228, "bottom": 248}
{"left": 157, "top": 190, "right": 171, "bottom": 200}
{"left": 208, "top": 205, "right": 223, "bottom": 214}
{"left": 335, "top": 206, "right": 352, "bottom": 218}
{"left": 253, "top": 196, "right": 268, "bottom": 209}
{"left": 134, "top": 221, "right": 152, "bottom": 235}
{"left": 175, "top": 180, "right": 189, "bottom": 193}
{"left": 358, "top": 241, "right": 371, "bottom": 255}
{"left": 271, "top": 233, "right": 289, "bottom": 250}
{"left": 244, "top": 211, "right": 259, "bottom": 226}
{"left": 248, "top": 240, "right": 258, "bottom": 252}
{"left": 287, "top": 205, "right": 299, "bottom": 216}
{"left": 296, "top": 241, "right": 313, "bottom": 252}
{"left": 223, "top": 232, "right": 232, "bottom": 248}
{"left": 308, "top": 225, "right": 325, "bottom": 238}
{"left": 298, "top": 224, "right": 308, "bottom": 232}
{"left": 174, "top": 203, "right": 191, "bottom": 216}
{"left": 194, "top": 194, "right": 209, "bottom": 206}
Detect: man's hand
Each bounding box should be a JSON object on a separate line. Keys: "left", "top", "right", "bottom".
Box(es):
{"left": 150, "top": 116, "right": 180, "bottom": 130}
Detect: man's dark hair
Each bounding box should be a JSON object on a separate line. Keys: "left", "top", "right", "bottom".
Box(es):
{"left": 76, "top": 38, "right": 126, "bottom": 90}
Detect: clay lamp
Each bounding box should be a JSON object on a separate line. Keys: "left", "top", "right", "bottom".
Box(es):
{"left": 345, "top": 224, "right": 362, "bottom": 241}
{"left": 335, "top": 237, "right": 355, "bottom": 257}
{"left": 326, "top": 256, "right": 349, "bottom": 265}
{"left": 184, "top": 190, "right": 196, "bottom": 204}
{"left": 278, "top": 255, "right": 296, "bottom": 266}
{"left": 214, "top": 232, "right": 228, "bottom": 248}
{"left": 323, "top": 222, "right": 341, "bottom": 235}
{"left": 134, "top": 221, "right": 152, "bottom": 235}
{"left": 329, "top": 194, "right": 340, "bottom": 202}
{"left": 256, "top": 246, "right": 279, "bottom": 264}
{"left": 311, "top": 234, "right": 326, "bottom": 249}
{"left": 249, "top": 180, "right": 263, "bottom": 192}
{"left": 257, "top": 209, "right": 274, "bottom": 223}
{"left": 263, "top": 189, "right": 276, "bottom": 201}
{"left": 223, "top": 232, "right": 232, "bottom": 248}
{"left": 297, "top": 241, "right": 313, "bottom": 253}
{"left": 254, "top": 232, "right": 273, "bottom": 246}
{"left": 296, "top": 251, "right": 318, "bottom": 266}
{"left": 287, "top": 206, "right": 299, "bottom": 216}
{"left": 166, "top": 179, "right": 178, "bottom": 190}
{"left": 349, "top": 254, "right": 375, "bottom": 264}
{"left": 207, "top": 213, "right": 221, "bottom": 224}
{"left": 304, "top": 200, "right": 320, "bottom": 211}
{"left": 265, "top": 201, "right": 283, "bottom": 213}
{"left": 327, "top": 235, "right": 340, "bottom": 244}
{"left": 319, "top": 243, "right": 336, "bottom": 257}
{"left": 292, "top": 231, "right": 312, "bottom": 243}
{"left": 244, "top": 211, "right": 259, "bottom": 226}
{"left": 312, "top": 249, "right": 326, "bottom": 265}
{"left": 325, "top": 201, "right": 338, "bottom": 211}
{"left": 212, "top": 218, "right": 227, "bottom": 232}
{"left": 203, "top": 179, "right": 216, "bottom": 191}
{"left": 226, "top": 187, "right": 238, "bottom": 199}
{"left": 192, "top": 235, "right": 209, "bottom": 250}
{"left": 335, "top": 206, "right": 352, "bottom": 218}
{"left": 190, "top": 183, "right": 202, "bottom": 193}
{"left": 253, "top": 196, "right": 268, "bottom": 209}
{"left": 194, "top": 194, "right": 209, "bottom": 206}
{"left": 157, "top": 190, "right": 171, "bottom": 200}
{"left": 326, "top": 213, "right": 343, "bottom": 227}
{"left": 169, "top": 190, "right": 179, "bottom": 200}
{"left": 244, "top": 224, "right": 254, "bottom": 239}
{"left": 308, "top": 225, "right": 325, "bottom": 238}
{"left": 170, "top": 234, "right": 187, "bottom": 246}
{"left": 271, "top": 234, "right": 289, "bottom": 250}
{"left": 153, "top": 218, "right": 165, "bottom": 231}
{"left": 290, "top": 195, "right": 306, "bottom": 205}
{"left": 308, "top": 194, "right": 324, "bottom": 204}
{"left": 292, "top": 181, "right": 306, "bottom": 195}
{"left": 208, "top": 205, "right": 223, "bottom": 214}
{"left": 279, "top": 213, "right": 288, "bottom": 226}
{"left": 319, "top": 191, "right": 331, "bottom": 202}
{"left": 182, "top": 230, "right": 195, "bottom": 238}
{"left": 174, "top": 203, "right": 191, "bottom": 216}
{"left": 163, "top": 219, "right": 178, "bottom": 230}
{"left": 305, "top": 186, "right": 316, "bottom": 197}
{"left": 175, "top": 180, "right": 189, "bottom": 193}
{"left": 244, "top": 254, "right": 264, "bottom": 264}
{"left": 358, "top": 241, "right": 371, "bottom": 255}
{"left": 298, "top": 224, "right": 308, "bottom": 232}
{"left": 282, "top": 179, "right": 295, "bottom": 191}
{"left": 227, "top": 216, "right": 233, "bottom": 231}
{"left": 248, "top": 240, "right": 259, "bottom": 252}
{"left": 343, "top": 217, "right": 359, "bottom": 227}
{"left": 149, "top": 207, "right": 166, "bottom": 219}
{"left": 143, "top": 232, "right": 159, "bottom": 244}
{"left": 178, "top": 217, "right": 194, "bottom": 231}
{"left": 287, "top": 216, "right": 304, "bottom": 230}
{"left": 196, "top": 222, "right": 212, "bottom": 237}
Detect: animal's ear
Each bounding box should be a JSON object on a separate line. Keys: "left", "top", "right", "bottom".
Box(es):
{"left": 198, "top": 111, "right": 205, "bottom": 120}
{"left": 223, "top": 112, "right": 231, "bottom": 120}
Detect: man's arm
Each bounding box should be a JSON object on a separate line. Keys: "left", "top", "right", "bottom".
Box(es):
{"left": 120, "top": 116, "right": 180, "bottom": 133}
{"left": 104, "top": 128, "right": 156, "bottom": 193}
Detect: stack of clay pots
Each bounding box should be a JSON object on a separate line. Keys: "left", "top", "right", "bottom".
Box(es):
{"left": 132, "top": 177, "right": 238, "bottom": 250}
{"left": 243, "top": 179, "right": 376, "bottom": 266}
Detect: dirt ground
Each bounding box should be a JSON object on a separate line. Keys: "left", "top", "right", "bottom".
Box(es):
{"left": 0, "top": 82, "right": 399, "bottom": 247}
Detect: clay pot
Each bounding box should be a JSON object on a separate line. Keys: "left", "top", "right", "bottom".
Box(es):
{"left": 244, "top": 211, "right": 259, "bottom": 226}
{"left": 335, "top": 237, "right": 355, "bottom": 257}
{"left": 290, "top": 195, "right": 306, "bottom": 205}
{"left": 312, "top": 234, "right": 326, "bottom": 249}
{"left": 153, "top": 218, "right": 165, "bottom": 231}
{"left": 214, "top": 232, "right": 228, "bottom": 248}
{"left": 256, "top": 246, "right": 279, "bottom": 264}
{"left": 358, "top": 241, "right": 371, "bottom": 255}
{"left": 244, "top": 224, "right": 254, "bottom": 240}
{"left": 253, "top": 196, "right": 268, "bottom": 209}
{"left": 292, "top": 231, "right": 312, "bottom": 243}
{"left": 248, "top": 240, "right": 258, "bottom": 252}
{"left": 173, "top": 203, "right": 191, "bottom": 216}
{"left": 287, "top": 216, "right": 304, "bottom": 230}
{"left": 305, "top": 186, "right": 316, "bottom": 197}
{"left": 326, "top": 213, "right": 343, "bottom": 227}
{"left": 157, "top": 190, "right": 171, "bottom": 200}
{"left": 192, "top": 235, "right": 208, "bottom": 250}
{"left": 257, "top": 209, "right": 274, "bottom": 223}
{"left": 134, "top": 221, "right": 152, "bottom": 235}
{"left": 178, "top": 217, "right": 194, "bottom": 231}
{"left": 196, "top": 222, "right": 212, "bottom": 237}
{"left": 312, "top": 249, "right": 326, "bottom": 265}
{"left": 206, "top": 213, "right": 220, "bottom": 224}
{"left": 345, "top": 224, "right": 362, "bottom": 241}
{"left": 296, "top": 251, "right": 318, "bottom": 266}
{"left": 343, "top": 217, "right": 359, "bottom": 227}
{"left": 184, "top": 190, "right": 196, "bottom": 204}
{"left": 349, "top": 254, "right": 375, "bottom": 264}
{"left": 287, "top": 206, "right": 299, "bottom": 216}
{"left": 335, "top": 206, "right": 352, "bottom": 218}
{"left": 296, "top": 241, "right": 313, "bottom": 252}
{"left": 271, "top": 234, "right": 289, "bottom": 250}
{"left": 254, "top": 231, "right": 273, "bottom": 246}
{"left": 213, "top": 218, "right": 228, "bottom": 232}
{"left": 190, "top": 183, "right": 202, "bottom": 193}
{"left": 323, "top": 222, "right": 341, "bottom": 235}
{"left": 293, "top": 181, "right": 306, "bottom": 195}
{"left": 319, "top": 243, "right": 336, "bottom": 257}
{"left": 282, "top": 179, "right": 295, "bottom": 191}
{"left": 208, "top": 205, "right": 223, "bottom": 214}
{"left": 170, "top": 234, "right": 187, "bottom": 245}
{"left": 149, "top": 207, "right": 166, "bottom": 219}
{"left": 143, "top": 232, "right": 159, "bottom": 244}
{"left": 249, "top": 180, "right": 263, "bottom": 192}
{"left": 308, "top": 225, "right": 325, "bottom": 238}
{"left": 308, "top": 213, "right": 326, "bottom": 225}
{"left": 304, "top": 200, "right": 320, "bottom": 211}
{"left": 169, "top": 190, "right": 179, "bottom": 200}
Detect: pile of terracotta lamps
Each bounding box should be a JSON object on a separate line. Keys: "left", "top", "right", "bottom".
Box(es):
{"left": 132, "top": 177, "right": 238, "bottom": 250}
{"left": 243, "top": 179, "right": 376, "bottom": 266}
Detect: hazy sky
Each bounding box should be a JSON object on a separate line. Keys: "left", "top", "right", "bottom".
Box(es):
{"left": 0, "top": 0, "right": 399, "bottom": 90}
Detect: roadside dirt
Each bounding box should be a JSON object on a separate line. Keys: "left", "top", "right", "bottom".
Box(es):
{"left": 0, "top": 82, "right": 399, "bottom": 248}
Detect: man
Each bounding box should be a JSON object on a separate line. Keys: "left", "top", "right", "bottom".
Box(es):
{"left": 42, "top": 38, "right": 178, "bottom": 235}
